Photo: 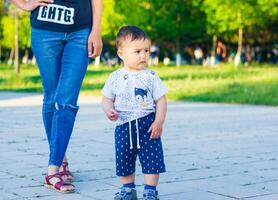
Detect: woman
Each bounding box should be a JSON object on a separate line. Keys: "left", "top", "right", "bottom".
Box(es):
{"left": 10, "top": 0, "right": 103, "bottom": 193}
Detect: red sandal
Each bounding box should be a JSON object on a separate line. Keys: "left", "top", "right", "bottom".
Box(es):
{"left": 58, "top": 161, "right": 74, "bottom": 183}
{"left": 44, "top": 173, "right": 75, "bottom": 193}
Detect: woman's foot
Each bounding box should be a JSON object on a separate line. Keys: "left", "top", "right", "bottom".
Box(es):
{"left": 59, "top": 161, "right": 74, "bottom": 183}
{"left": 44, "top": 173, "right": 75, "bottom": 193}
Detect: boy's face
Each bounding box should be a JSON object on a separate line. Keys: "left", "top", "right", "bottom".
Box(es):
{"left": 117, "top": 37, "right": 150, "bottom": 71}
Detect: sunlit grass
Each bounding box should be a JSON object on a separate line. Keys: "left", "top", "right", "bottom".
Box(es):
{"left": 0, "top": 63, "right": 277, "bottom": 105}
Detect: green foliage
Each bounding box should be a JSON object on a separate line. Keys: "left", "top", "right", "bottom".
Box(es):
{"left": 149, "top": 0, "right": 206, "bottom": 45}
{"left": 1, "top": 16, "right": 14, "bottom": 48}
{"left": 114, "top": 0, "right": 152, "bottom": 29}
{"left": 1, "top": 7, "right": 30, "bottom": 49}
{"left": 18, "top": 11, "right": 31, "bottom": 49}
{"left": 102, "top": 0, "right": 124, "bottom": 40}
{"left": 0, "top": 2, "right": 6, "bottom": 41}
{"left": 258, "top": 0, "right": 278, "bottom": 18}
{"left": 199, "top": 0, "right": 278, "bottom": 44}
{"left": 202, "top": 0, "right": 260, "bottom": 34}
{"left": 256, "top": 0, "right": 278, "bottom": 42}
{"left": 0, "top": 1, "right": 277, "bottom": 53}
{"left": 115, "top": 0, "right": 207, "bottom": 46}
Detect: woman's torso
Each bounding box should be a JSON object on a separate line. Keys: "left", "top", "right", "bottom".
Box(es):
{"left": 30, "top": 0, "right": 92, "bottom": 32}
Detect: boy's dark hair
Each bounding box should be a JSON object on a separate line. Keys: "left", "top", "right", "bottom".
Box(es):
{"left": 116, "top": 25, "right": 148, "bottom": 49}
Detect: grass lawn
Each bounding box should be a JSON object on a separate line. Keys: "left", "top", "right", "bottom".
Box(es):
{"left": 0, "top": 63, "right": 277, "bottom": 105}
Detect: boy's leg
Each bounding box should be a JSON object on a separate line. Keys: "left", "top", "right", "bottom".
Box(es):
{"left": 121, "top": 173, "right": 136, "bottom": 185}
{"left": 115, "top": 122, "right": 138, "bottom": 177}
{"left": 137, "top": 113, "right": 166, "bottom": 199}
{"left": 144, "top": 174, "right": 159, "bottom": 186}
{"left": 114, "top": 122, "right": 138, "bottom": 200}
{"left": 137, "top": 113, "right": 166, "bottom": 175}
{"left": 115, "top": 173, "right": 137, "bottom": 200}
{"left": 143, "top": 174, "right": 159, "bottom": 200}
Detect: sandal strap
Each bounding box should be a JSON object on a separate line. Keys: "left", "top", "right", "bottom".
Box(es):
{"left": 60, "top": 162, "right": 73, "bottom": 178}
{"left": 45, "top": 174, "right": 62, "bottom": 185}
{"left": 54, "top": 180, "right": 74, "bottom": 191}
{"left": 45, "top": 173, "right": 74, "bottom": 191}
{"left": 61, "top": 161, "right": 69, "bottom": 168}
{"left": 58, "top": 171, "right": 73, "bottom": 176}
{"left": 60, "top": 162, "right": 72, "bottom": 174}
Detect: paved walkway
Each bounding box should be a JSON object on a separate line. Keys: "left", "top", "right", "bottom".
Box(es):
{"left": 0, "top": 92, "right": 278, "bottom": 200}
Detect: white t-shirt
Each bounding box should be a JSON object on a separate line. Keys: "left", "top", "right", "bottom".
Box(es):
{"left": 102, "top": 68, "right": 167, "bottom": 125}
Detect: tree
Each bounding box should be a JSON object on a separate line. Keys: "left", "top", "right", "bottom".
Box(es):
{"left": 255, "top": 0, "right": 278, "bottom": 43}
{"left": 102, "top": 0, "right": 124, "bottom": 41}
{"left": 201, "top": 0, "right": 264, "bottom": 66}
{"left": 149, "top": 0, "right": 206, "bottom": 66}
{"left": 0, "top": 2, "right": 6, "bottom": 63}
{"left": 115, "top": 0, "right": 207, "bottom": 66}
{"left": 1, "top": 3, "right": 30, "bottom": 72}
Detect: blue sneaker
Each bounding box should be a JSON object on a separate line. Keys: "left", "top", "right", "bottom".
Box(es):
{"left": 114, "top": 187, "right": 138, "bottom": 200}
{"left": 143, "top": 189, "right": 159, "bottom": 200}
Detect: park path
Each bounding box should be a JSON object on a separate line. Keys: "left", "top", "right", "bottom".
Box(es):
{"left": 0, "top": 92, "right": 278, "bottom": 200}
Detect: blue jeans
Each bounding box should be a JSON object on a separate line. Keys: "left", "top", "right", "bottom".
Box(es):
{"left": 31, "top": 28, "right": 90, "bottom": 167}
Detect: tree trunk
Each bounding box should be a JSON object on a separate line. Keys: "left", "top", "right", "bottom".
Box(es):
{"left": 210, "top": 34, "right": 217, "bottom": 65}
{"left": 0, "top": 44, "right": 2, "bottom": 64}
{"left": 234, "top": 27, "right": 243, "bottom": 67}
{"left": 175, "top": 39, "right": 181, "bottom": 67}
{"left": 23, "top": 48, "right": 29, "bottom": 64}
{"left": 175, "top": 11, "right": 181, "bottom": 67}
{"left": 234, "top": 10, "right": 243, "bottom": 67}
{"left": 14, "top": 7, "right": 20, "bottom": 74}
{"left": 211, "top": 34, "right": 217, "bottom": 57}
{"left": 8, "top": 48, "right": 15, "bottom": 66}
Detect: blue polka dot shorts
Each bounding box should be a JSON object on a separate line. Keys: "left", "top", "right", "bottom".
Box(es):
{"left": 115, "top": 112, "right": 166, "bottom": 176}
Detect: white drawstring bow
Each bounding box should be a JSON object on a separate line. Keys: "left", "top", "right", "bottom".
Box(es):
{"left": 128, "top": 119, "right": 140, "bottom": 149}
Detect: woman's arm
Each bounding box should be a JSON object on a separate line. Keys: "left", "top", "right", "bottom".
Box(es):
{"left": 88, "top": 0, "right": 103, "bottom": 58}
{"left": 10, "top": 0, "right": 53, "bottom": 11}
{"left": 91, "top": 0, "right": 102, "bottom": 34}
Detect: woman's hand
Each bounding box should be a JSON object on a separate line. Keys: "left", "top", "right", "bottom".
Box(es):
{"left": 22, "top": 0, "right": 53, "bottom": 11}
{"left": 88, "top": 29, "right": 103, "bottom": 58}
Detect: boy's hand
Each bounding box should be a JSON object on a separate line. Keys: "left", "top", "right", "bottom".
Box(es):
{"left": 106, "top": 109, "right": 119, "bottom": 121}
{"left": 148, "top": 121, "right": 163, "bottom": 139}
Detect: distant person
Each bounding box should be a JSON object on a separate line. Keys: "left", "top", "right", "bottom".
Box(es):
{"left": 272, "top": 44, "right": 278, "bottom": 63}
{"left": 163, "top": 52, "right": 171, "bottom": 66}
{"left": 150, "top": 43, "right": 159, "bottom": 65}
{"left": 216, "top": 41, "right": 227, "bottom": 63}
{"left": 102, "top": 26, "right": 167, "bottom": 200}
{"left": 10, "top": 0, "right": 103, "bottom": 193}
{"left": 255, "top": 46, "right": 262, "bottom": 63}
{"left": 194, "top": 46, "right": 204, "bottom": 65}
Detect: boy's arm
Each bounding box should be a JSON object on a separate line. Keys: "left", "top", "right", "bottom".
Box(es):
{"left": 148, "top": 95, "right": 167, "bottom": 139}
{"left": 154, "top": 95, "right": 167, "bottom": 124}
{"left": 102, "top": 96, "right": 118, "bottom": 121}
{"left": 88, "top": 0, "right": 103, "bottom": 58}
{"left": 10, "top": 0, "right": 53, "bottom": 11}
{"left": 102, "top": 96, "right": 114, "bottom": 113}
